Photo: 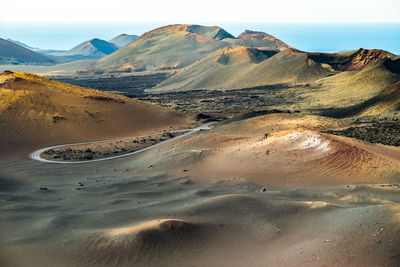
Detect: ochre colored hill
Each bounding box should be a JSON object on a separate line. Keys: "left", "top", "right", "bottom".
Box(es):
{"left": 300, "top": 57, "right": 400, "bottom": 116}
{"left": 151, "top": 48, "right": 330, "bottom": 92}
{"left": 95, "top": 24, "right": 235, "bottom": 72}
{"left": 234, "top": 30, "right": 290, "bottom": 51}
{"left": 0, "top": 71, "right": 194, "bottom": 157}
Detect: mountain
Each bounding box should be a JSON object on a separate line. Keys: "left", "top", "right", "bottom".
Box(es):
{"left": 95, "top": 24, "right": 239, "bottom": 72}
{"left": 109, "top": 34, "right": 138, "bottom": 48}
{"left": 308, "top": 48, "right": 397, "bottom": 71}
{"left": 229, "top": 30, "right": 290, "bottom": 51}
{"left": 6, "top": 38, "right": 38, "bottom": 50}
{"left": 55, "top": 38, "right": 119, "bottom": 59}
{"left": 151, "top": 48, "right": 330, "bottom": 92}
{"left": 0, "top": 38, "right": 57, "bottom": 65}
{"left": 0, "top": 71, "right": 193, "bottom": 155}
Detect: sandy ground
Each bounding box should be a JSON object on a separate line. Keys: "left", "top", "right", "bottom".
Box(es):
{"left": 1, "top": 113, "right": 399, "bottom": 266}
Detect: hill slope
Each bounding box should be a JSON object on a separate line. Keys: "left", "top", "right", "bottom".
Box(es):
{"left": 0, "top": 71, "right": 194, "bottom": 156}
{"left": 151, "top": 48, "right": 330, "bottom": 92}
{"left": 301, "top": 57, "right": 400, "bottom": 117}
{"left": 0, "top": 38, "right": 57, "bottom": 65}
{"left": 55, "top": 38, "right": 119, "bottom": 59}
{"left": 109, "top": 34, "right": 139, "bottom": 48}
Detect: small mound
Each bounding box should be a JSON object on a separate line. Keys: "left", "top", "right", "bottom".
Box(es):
{"left": 106, "top": 219, "right": 187, "bottom": 237}
{"left": 78, "top": 219, "right": 205, "bottom": 266}
{"left": 274, "top": 129, "right": 332, "bottom": 153}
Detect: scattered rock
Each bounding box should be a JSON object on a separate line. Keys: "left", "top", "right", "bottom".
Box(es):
{"left": 181, "top": 179, "right": 194, "bottom": 185}
{"left": 162, "top": 132, "right": 174, "bottom": 138}
{"left": 83, "top": 154, "right": 93, "bottom": 160}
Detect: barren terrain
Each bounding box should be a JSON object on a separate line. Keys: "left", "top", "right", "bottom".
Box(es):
{"left": 0, "top": 24, "right": 399, "bottom": 267}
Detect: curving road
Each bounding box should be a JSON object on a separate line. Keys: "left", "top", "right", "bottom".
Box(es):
{"left": 30, "top": 122, "right": 213, "bottom": 164}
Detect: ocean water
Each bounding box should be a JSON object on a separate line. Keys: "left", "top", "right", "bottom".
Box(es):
{"left": 1, "top": 23, "right": 399, "bottom": 55}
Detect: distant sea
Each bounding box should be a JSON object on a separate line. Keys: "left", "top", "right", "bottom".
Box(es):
{"left": 1, "top": 23, "right": 399, "bottom": 55}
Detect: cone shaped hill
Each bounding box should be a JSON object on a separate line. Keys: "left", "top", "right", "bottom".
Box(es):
{"left": 54, "top": 38, "right": 120, "bottom": 60}
{"left": 150, "top": 48, "right": 400, "bottom": 113}
{"left": 150, "top": 47, "right": 331, "bottom": 92}
{"left": 0, "top": 71, "right": 194, "bottom": 156}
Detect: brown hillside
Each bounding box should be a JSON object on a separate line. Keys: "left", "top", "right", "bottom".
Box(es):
{"left": 0, "top": 71, "right": 194, "bottom": 157}
{"left": 309, "top": 48, "right": 397, "bottom": 71}
{"left": 236, "top": 30, "right": 290, "bottom": 51}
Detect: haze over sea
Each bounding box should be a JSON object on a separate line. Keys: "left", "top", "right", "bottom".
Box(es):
{"left": 1, "top": 23, "right": 399, "bottom": 55}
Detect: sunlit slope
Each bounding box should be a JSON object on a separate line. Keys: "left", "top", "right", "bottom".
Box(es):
{"left": 151, "top": 48, "right": 330, "bottom": 92}
{"left": 300, "top": 57, "right": 400, "bottom": 117}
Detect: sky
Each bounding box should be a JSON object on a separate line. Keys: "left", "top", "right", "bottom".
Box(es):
{"left": 1, "top": 0, "right": 399, "bottom": 53}
{"left": 2, "top": 0, "right": 400, "bottom": 24}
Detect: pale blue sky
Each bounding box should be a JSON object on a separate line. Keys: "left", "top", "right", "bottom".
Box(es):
{"left": 1, "top": 1, "right": 399, "bottom": 54}
{"left": 2, "top": 0, "right": 400, "bottom": 24}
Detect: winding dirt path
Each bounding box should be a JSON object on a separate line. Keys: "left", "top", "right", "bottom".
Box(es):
{"left": 30, "top": 122, "right": 213, "bottom": 164}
